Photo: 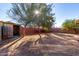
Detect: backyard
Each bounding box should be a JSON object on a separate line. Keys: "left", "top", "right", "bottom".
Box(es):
{"left": 1, "top": 3, "right": 79, "bottom": 56}
{"left": 0, "top": 33, "right": 79, "bottom": 56}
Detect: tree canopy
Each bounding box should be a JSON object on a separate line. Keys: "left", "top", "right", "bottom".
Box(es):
{"left": 62, "top": 19, "right": 75, "bottom": 30}
{"left": 62, "top": 19, "right": 79, "bottom": 33}
{"left": 8, "top": 3, "right": 55, "bottom": 31}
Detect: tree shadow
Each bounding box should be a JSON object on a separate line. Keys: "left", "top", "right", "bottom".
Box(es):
{"left": 10, "top": 40, "right": 33, "bottom": 56}
{"left": 53, "top": 33, "right": 74, "bottom": 37}
{"left": 34, "top": 33, "right": 79, "bottom": 45}
{"left": 0, "top": 36, "right": 23, "bottom": 56}
{"left": 34, "top": 33, "right": 67, "bottom": 45}
{"left": 10, "top": 33, "right": 79, "bottom": 56}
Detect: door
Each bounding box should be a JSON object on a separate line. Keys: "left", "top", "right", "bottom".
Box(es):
{"left": 13, "top": 25, "right": 20, "bottom": 36}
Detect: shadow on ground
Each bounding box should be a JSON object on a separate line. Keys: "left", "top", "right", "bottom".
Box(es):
{"left": 8, "top": 33, "right": 79, "bottom": 56}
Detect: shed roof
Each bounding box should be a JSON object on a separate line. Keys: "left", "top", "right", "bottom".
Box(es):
{"left": 0, "top": 21, "right": 20, "bottom": 26}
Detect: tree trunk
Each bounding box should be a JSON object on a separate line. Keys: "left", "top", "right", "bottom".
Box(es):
{"left": 38, "top": 27, "right": 41, "bottom": 38}
{"left": 74, "top": 28, "right": 77, "bottom": 34}
{"left": 23, "top": 25, "right": 26, "bottom": 36}
{"left": 34, "top": 26, "right": 42, "bottom": 45}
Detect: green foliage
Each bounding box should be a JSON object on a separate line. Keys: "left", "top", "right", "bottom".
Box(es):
{"left": 8, "top": 3, "right": 55, "bottom": 31}
{"left": 62, "top": 19, "right": 79, "bottom": 30}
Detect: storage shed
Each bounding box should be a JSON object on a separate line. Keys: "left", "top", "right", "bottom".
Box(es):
{"left": 2, "top": 22, "right": 14, "bottom": 40}
{"left": 0, "top": 21, "right": 20, "bottom": 41}
{"left": 0, "top": 21, "right": 3, "bottom": 41}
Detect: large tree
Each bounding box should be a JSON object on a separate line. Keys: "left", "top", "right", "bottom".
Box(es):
{"left": 8, "top": 3, "right": 55, "bottom": 37}
{"left": 62, "top": 19, "right": 79, "bottom": 33}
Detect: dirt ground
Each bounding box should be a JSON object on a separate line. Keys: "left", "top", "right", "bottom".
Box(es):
{"left": 0, "top": 33, "right": 79, "bottom": 56}
{"left": 0, "top": 36, "right": 19, "bottom": 47}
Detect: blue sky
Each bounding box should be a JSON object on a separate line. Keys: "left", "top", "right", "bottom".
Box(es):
{"left": 0, "top": 3, "right": 79, "bottom": 27}
{"left": 0, "top": 3, "right": 12, "bottom": 21}
{"left": 55, "top": 3, "right": 79, "bottom": 27}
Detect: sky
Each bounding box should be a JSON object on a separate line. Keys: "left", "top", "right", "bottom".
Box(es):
{"left": 55, "top": 3, "right": 79, "bottom": 27}
{"left": 0, "top": 3, "right": 12, "bottom": 21}
{"left": 0, "top": 3, "right": 79, "bottom": 27}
